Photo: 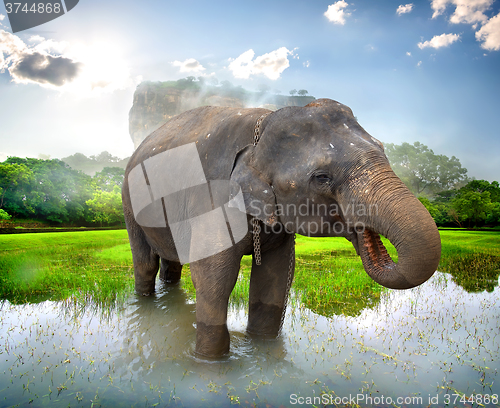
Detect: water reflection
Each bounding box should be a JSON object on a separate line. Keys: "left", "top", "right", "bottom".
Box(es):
{"left": 445, "top": 252, "right": 500, "bottom": 293}
{"left": 0, "top": 272, "right": 499, "bottom": 407}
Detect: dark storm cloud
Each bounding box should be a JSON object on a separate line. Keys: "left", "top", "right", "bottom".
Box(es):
{"left": 9, "top": 51, "right": 82, "bottom": 86}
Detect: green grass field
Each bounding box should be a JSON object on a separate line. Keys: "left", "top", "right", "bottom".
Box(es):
{"left": 0, "top": 229, "right": 499, "bottom": 316}
{"left": 0, "top": 230, "right": 132, "bottom": 306}
{"left": 437, "top": 230, "right": 500, "bottom": 292}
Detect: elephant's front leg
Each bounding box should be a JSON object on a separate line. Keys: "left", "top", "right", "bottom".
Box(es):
{"left": 247, "top": 233, "right": 295, "bottom": 336}
{"left": 190, "top": 252, "right": 241, "bottom": 357}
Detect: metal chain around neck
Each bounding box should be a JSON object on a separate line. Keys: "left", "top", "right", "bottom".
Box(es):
{"left": 252, "top": 218, "right": 262, "bottom": 265}
{"left": 252, "top": 112, "right": 271, "bottom": 265}
{"left": 253, "top": 112, "right": 270, "bottom": 147}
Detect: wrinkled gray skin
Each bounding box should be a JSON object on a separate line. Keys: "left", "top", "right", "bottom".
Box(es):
{"left": 122, "top": 99, "right": 441, "bottom": 358}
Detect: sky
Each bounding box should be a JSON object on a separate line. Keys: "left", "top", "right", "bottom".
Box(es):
{"left": 0, "top": 0, "right": 499, "bottom": 181}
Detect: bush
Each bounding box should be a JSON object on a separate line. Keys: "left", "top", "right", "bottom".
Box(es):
{"left": 0, "top": 209, "right": 12, "bottom": 220}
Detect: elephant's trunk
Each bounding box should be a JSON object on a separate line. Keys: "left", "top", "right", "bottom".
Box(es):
{"left": 342, "top": 164, "right": 441, "bottom": 289}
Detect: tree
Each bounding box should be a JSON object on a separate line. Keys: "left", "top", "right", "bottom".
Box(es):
{"left": 418, "top": 197, "right": 438, "bottom": 219}
{"left": 298, "top": 89, "right": 309, "bottom": 96}
{"left": 90, "top": 151, "right": 122, "bottom": 164}
{"left": 220, "top": 80, "right": 233, "bottom": 89}
{"left": 487, "top": 202, "right": 500, "bottom": 224}
{"left": 447, "top": 179, "right": 500, "bottom": 227}
{"left": 0, "top": 162, "right": 33, "bottom": 209}
{"left": 61, "top": 152, "right": 88, "bottom": 169}
{"left": 0, "top": 209, "right": 12, "bottom": 220}
{"left": 257, "top": 84, "right": 270, "bottom": 94}
{"left": 451, "top": 190, "right": 493, "bottom": 228}
{"left": 289, "top": 89, "right": 297, "bottom": 96}
{"left": 3, "top": 157, "right": 92, "bottom": 223}
{"left": 459, "top": 179, "right": 500, "bottom": 202}
{"left": 385, "top": 142, "right": 468, "bottom": 196}
{"left": 93, "top": 167, "right": 125, "bottom": 192}
{"left": 86, "top": 185, "right": 124, "bottom": 226}
{"left": 62, "top": 151, "right": 129, "bottom": 175}
{"left": 208, "top": 77, "right": 219, "bottom": 87}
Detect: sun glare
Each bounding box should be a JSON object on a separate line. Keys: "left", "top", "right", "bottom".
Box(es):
{"left": 64, "top": 40, "right": 138, "bottom": 96}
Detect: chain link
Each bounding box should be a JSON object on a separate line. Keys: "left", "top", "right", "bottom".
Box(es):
{"left": 279, "top": 233, "right": 295, "bottom": 332}
{"left": 253, "top": 112, "right": 270, "bottom": 146}
{"left": 252, "top": 218, "right": 262, "bottom": 266}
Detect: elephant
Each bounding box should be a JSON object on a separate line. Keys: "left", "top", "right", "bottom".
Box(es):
{"left": 122, "top": 98, "right": 441, "bottom": 358}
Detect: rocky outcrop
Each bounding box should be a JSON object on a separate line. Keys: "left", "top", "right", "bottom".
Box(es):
{"left": 129, "top": 80, "right": 315, "bottom": 148}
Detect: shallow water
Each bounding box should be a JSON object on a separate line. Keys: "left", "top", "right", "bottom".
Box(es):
{"left": 1, "top": 272, "right": 499, "bottom": 407}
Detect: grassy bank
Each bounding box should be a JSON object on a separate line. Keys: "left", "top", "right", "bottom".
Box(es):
{"left": 0, "top": 230, "right": 132, "bottom": 306}
{"left": 438, "top": 230, "right": 500, "bottom": 292}
{"left": 0, "top": 229, "right": 499, "bottom": 316}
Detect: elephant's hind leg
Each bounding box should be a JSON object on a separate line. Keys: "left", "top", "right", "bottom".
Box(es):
{"left": 160, "top": 259, "right": 182, "bottom": 283}
{"left": 247, "top": 233, "right": 295, "bottom": 336}
{"left": 126, "top": 225, "right": 160, "bottom": 295}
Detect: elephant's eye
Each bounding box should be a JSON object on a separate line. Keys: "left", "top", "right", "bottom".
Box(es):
{"left": 315, "top": 174, "right": 331, "bottom": 184}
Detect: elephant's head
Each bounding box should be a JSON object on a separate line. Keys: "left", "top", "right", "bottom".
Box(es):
{"left": 231, "top": 99, "right": 441, "bottom": 289}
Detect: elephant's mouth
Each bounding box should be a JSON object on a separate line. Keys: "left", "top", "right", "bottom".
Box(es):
{"left": 357, "top": 228, "right": 396, "bottom": 278}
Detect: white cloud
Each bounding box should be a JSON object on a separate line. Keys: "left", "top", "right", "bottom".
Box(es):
{"left": 0, "top": 14, "right": 5, "bottom": 21}
{"left": 0, "top": 30, "right": 80, "bottom": 86}
{"left": 418, "top": 33, "right": 461, "bottom": 49}
{"left": 229, "top": 47, "right": 294, "bottom": 80}
{"left": 475, "top": 12, "right": 500, "bottom": 50}
{"left": 171, "top": 58, "right": 206, "bottom": 73}
{"left": 431, "top": 0, "right": 493, "bottom": 24}
{"left": 0, "top": 29, "right": 137, "bottom": 94}
{"left": 397, "top": 3, "right": 414, "bottom": 15}
{"left": 429, "top": 0, "right": 500, "bottom": 52}
{"left": 0, "top": 29, "right": 28, "bottom": 58}
{"left": 417, "top": 60, "right": 423, "bottom": 67}
{"left": 324, "top": 1, "right": 351, "bottom": 25}
{"left": 29, "top": 35, "right": 69, "bottom": 54}
{"left": 228, "top": 50, "right": 254, "bottom": 79}
{"left": 406, "top": 51, "right": 412, "bottom": 56}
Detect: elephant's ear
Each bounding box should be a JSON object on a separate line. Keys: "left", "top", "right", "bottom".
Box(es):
{"left": 230, "top": 146, "right": 278, "bottom": 226}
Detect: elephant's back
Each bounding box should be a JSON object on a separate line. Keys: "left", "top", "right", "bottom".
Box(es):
{"left": 125, "top": 105, "right": 270, "bottom": 181}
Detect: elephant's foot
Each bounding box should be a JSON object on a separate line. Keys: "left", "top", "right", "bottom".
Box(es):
{"left": 195, "top": 322, "right": 230, "bottom": 358}
{"left": 247, "top": 302, "right": 283, "bottom": 336}
{"left": 159, "top": 260, "right": 182, "bottom": 284}
{"left": 135, "top": 280, "right": 156, "bottom": 296}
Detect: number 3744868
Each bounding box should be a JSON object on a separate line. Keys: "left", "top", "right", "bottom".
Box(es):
{"left": 443, "top": 394, "right": 498, "bottom": 405}
{"left": 5, "top": 3, "right": 62, "bottom": 14}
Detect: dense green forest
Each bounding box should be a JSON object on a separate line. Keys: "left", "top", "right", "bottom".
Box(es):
{"left": 384, "top": 142, "right": 500, "bottom": 228}
{"left": 61, "top": 151, "right": 129, "bottom": 175}
{"left": 0, "top": 154, "right": 124, "bottom": 226}
{"left": 1, "top": 143, "right": 499, "bottom": 228}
